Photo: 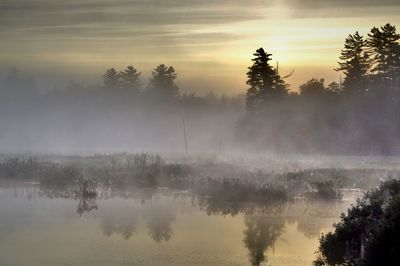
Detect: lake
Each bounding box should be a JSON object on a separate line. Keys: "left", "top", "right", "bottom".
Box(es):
{"left": 0, "top": 182, "right": 358, "bottom": 266}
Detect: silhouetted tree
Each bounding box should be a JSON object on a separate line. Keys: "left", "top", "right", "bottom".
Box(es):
{"left": 299, "top": 78, "right": 326, "bottom": 97}
{"left": 326, "top": 82, "right": 342, "bottom": 95}
{"left": 103, "top": 68, "right": 119, "bottom": 89}
{"left": 245, "top": 48, "right": 288, "bottom": 112}
{"left": 147, "top": 64, "right": 180, "bottom": 99}
{"left": 367, "top": 23, "right": 400, "bottom": 91}
{"left": 336, "top": 32, "right": 369, "bottom": 94}
{"left": 119, "top": 66, "right": 141, "bottom": 91}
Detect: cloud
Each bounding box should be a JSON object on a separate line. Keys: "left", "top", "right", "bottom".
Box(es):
{"left": 282, "top": 0, "right": 400, "bottom": 18}
{"left": 1, "top": 0, "right": 400, "bottom": 93}
{"left": 0, "top": 0, "right": 260, "bottom": 62}
{"left": 0, "top": 0, "right": 266, "bottom": 30}
{"left": 284, "top": 0, "right": 400, "bottom": 8}
{"left": 2, "top": 0, "right": 399, "bottom": 35}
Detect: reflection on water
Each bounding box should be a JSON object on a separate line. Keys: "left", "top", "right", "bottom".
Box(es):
{"left": 144, "top": 204, "right": 176, "bottom": 242}
{"left": 244, "top": 215, "right": 284, "bottom": 266}
{"left": 76, "top": 197, "right": 98, "bottom": 216}
{"left": 101, "top": 213, "right": 138, "bottom": 240}
{"left": 0, "top": 182, "right": 358, "bottom": 266}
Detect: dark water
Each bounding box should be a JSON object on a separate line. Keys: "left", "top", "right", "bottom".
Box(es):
{"left": 0, "top": 183, "right": 358, "bottom": 266}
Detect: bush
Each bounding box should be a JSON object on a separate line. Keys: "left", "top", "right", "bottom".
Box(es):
{"left": 314, "top": 179, "right": 400, "bottom": 266}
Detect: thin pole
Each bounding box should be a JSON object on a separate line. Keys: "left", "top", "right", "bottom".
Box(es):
{"left": 182, "top": 117, "right": 188, "bottom": 154}
{"left": 276, "top": 61, "right": 279, "bottom": 75}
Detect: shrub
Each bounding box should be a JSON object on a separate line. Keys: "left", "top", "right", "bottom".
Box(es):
{"left": 314, "top": 179, "right": 400, "bottom": 266}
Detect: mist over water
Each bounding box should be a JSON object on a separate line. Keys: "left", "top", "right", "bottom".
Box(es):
{"left": 1, "top": 0, "right": 400, "bottom": 263}
{"left": 0, "top": 181, "right": 358, "bottom": 266}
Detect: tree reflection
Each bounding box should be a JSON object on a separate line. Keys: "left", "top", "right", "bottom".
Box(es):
{"left": 144, "top": 205, "right": 176, "bottom": 242}
{"left": 100, "top": 215, "right": 138, "bottom": 240}
{"left": 195, "top": 179, "right": 287, "bottom": 217}
{"left": 293, "top": 201, "right": 350, "bottom": 240}
{"left": 76, "top": 196, "right": 98, "bottom": 216}
{"left": 243, "top": 215, "right": 285, "bottom": 266}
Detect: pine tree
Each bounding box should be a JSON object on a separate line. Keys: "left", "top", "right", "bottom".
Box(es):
{"left": 119, "top": 66, "right": 141, "bottom": 91}
{"left": 367, "top": 24, "right": 400, "bottom": 90}
{"left": 336, "top": 32, "right": 369, "bottom": 94}
{"left": 246, "top": 65, "right": 263, "bottom": 113}
{"left": 245, "top": 48, "right": 287, "bottom": 112}
{"left": 147, "top": 64, "right": 179, "bottom": 99}
{"left": 103, "top": 68, "right": 119, "bottom": 89}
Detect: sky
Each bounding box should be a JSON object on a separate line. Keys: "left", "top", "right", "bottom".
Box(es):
{"left": 1, "top": 0, "right": 400, "bottom": 94}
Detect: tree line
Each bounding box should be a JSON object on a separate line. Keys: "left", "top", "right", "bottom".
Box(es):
{"left": 102, "top": 64, "right": 179, "bottom": 99}
{"left": 238, "top": 23, "right": 400, "bottom": 155}
{"left": 1, "top": 65, "right": 244, "bottom": 111}
{"left": 245, "top": 23, "right": 400, "bottom": 112}
{"left": 1, "top": 23, "right": 399, "bottom": 154}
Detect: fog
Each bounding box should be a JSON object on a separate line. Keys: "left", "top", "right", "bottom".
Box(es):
{"left": 2, "top": 1, "right": 400, "bottom": 264}
{"left": 1, "top": 66, "right": 400, "bottom": 156}
{"left": 0, "top": 68, "right": 245, "bottom": 154}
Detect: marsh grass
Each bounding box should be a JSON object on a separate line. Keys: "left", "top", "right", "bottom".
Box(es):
{"left": 194, "top": 177, "right": 288, "bottom": 215}
{"left": 306, "top": 181, "right": 343, "bottom": 200}
{"left": 0, "top": 154, "right": 397, "bottom": 205}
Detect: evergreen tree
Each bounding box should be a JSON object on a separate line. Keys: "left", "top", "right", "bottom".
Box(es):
{"left": 119, "top": 66, "right": 141, "bottom": 91}
{"left": 246, "top": 65, "right": 263, "bottom": 113}
{"left": 148, "top": 64, "right": 179, "bottom": 98}
{"left": 103, "top": 68, "right": 119, "bottom": 89}
{"left": 245, "top": 48, "right": 287, "bottom": 112}
{"left": 336, "top": 32, "right": 369, "bottom": 94}
{"left": 367, "top": 23, "right": 400, "bottom": 90}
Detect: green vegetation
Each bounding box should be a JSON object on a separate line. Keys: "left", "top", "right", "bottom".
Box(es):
{"left": 314, "top": 179, "right": 400, "bottom": 266}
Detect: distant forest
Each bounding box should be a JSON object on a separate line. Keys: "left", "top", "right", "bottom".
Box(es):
{"left": 1, "top": 23, "right": 399, "bottom": 155}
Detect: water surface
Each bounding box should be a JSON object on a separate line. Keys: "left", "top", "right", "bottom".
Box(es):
{"left": 0, "top": 183, "right": 357, "bottom": 266}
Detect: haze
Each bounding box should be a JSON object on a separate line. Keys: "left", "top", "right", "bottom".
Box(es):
{"left": 2, "top": 0, "right": 400, "bottom": 93}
